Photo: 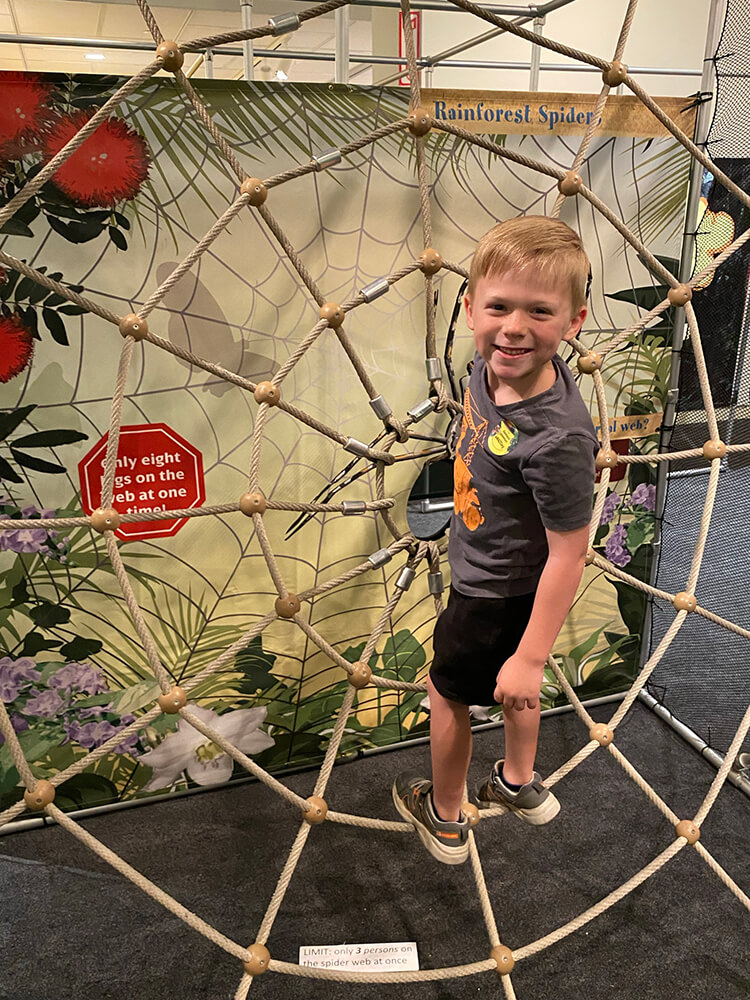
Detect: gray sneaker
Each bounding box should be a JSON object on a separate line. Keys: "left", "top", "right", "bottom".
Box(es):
{"left": 392, "top": 772, "right": 470, "bottom": 865}
{"left": 476, "top": 760, "right": 560, "bottom": 825}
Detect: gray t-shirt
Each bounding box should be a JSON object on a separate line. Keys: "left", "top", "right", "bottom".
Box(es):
{"left": 448, "top": 353, "right": 598, "bottom": 598}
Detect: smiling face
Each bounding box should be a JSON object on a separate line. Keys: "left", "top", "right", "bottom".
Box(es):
{"left": 465, "top": 267, "right": 586, "bottom": 404}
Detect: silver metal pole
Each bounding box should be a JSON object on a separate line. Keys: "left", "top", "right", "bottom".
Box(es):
{"left": 529, "top": 15, "right": 544, "bottom": 90}
{"left": 0, "top": 35, "right": 703, "bottom": 76}
{"left": 241, "top": 0, "right": 254, "bottom": 81}
{"left": 335, "top": 4, "right": 350, "bottom": 84}
{"left": 263, "top": 0, "right": 549, "bottom": 9}
{"left": 204, "top": 46, "right": 214, "bottom": 78}
{"left": 639, "top": 690, "right": 750, "bottom": 800}
{"left": 376, "top": 0, "right": 577, "bottom": 88}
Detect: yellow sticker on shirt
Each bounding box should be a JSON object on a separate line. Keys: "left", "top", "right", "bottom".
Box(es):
{"left": 487, "top": 419, "right": 519, "bottom": 456}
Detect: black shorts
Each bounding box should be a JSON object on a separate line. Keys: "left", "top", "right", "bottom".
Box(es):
{"left": 429, "top": 585, "right": 536, "bottom": 707}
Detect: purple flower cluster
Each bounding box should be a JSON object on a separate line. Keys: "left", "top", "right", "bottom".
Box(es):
{"left": 49, "top": 661, "right": 108, "bottom": 695}
{"left": 0, "top": 654, "right": 142, "bottom": 755}
{"left": 0, "top": 656, "right": 40, "bottom": 701}
{"left": 64, "top": 713, "right": 138, "bottom": 754}
{"left": 630, "top": 482, "right": 656, "bottom": 511}
{"left": 599, "top": 491, "right": 621, "bottom": 526}
{"left": 0, "top": 499, "right": 71, "bottom": 563}
{"left": 605, "top": 524, "right": 631, "bottom": 567}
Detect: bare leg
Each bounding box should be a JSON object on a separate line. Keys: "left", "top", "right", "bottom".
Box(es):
{"left": 502, "top": 702, "right": 540, "bottom": 786}
{"left": 428, "top": 675, "right": 472, "bottom": 822}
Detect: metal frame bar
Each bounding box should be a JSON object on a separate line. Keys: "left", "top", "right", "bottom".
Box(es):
{"left": 529, "top": 15, "right": 544, "bottom": 90}
{"left": 0, "top": 34, "right": 702, "bottom": 77}
{"left": 240, "top": 0, "right": 254, "bottom": 81}
{"left": 335, "top": 4, "right": 350, "bottom": 83}
{"left": 375, "top": 0, "right": 574, "bottom": 88}
{"left": 639, "top": 690, "right": 750, "bottom": 800}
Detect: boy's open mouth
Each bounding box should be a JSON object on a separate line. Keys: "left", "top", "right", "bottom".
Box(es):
{"left": 493, "top": 345, "right": 532, "bottom": 357}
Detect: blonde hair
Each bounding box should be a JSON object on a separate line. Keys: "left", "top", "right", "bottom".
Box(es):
{"left": 468, "top": 216, "right": 590, "bottom": 313}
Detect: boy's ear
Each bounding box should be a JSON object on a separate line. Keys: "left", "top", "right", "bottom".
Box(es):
{"left": 464, "top": 293, "right": 474, "bottom": 330}
{"left": 563, "top": 306, "right": 587, "bottom": 342}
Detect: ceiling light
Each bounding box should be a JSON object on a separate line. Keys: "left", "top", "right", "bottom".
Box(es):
{"left": 275, "top": 69, "right": 288, "bottom": 81}
{"left": 85, "top": 53, "right": 106, "bottom": 61}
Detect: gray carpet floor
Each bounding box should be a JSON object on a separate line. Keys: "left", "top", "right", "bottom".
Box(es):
{"left": 1, "top": 700, "right": 748, "bottom": 1000}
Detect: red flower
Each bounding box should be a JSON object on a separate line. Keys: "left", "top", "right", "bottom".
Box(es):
{"left": 0, "top": 314, "right": 35, "bottom": 383}
{"left": 43, "top": 111, "right": 151, "bottom": 208}
{"left": 0, "top": 72, "right": 52, "bottom": 152}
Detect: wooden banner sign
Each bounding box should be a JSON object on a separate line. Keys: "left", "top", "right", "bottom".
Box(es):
{"left": 594, "top": 412, "right": 664, "bottom": 441}
{"left": 422, "top": 89, "right": 697, "bottom": 138}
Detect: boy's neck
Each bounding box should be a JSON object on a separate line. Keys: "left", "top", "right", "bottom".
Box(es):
{"left": 484, "top": 358, "right": 557, "bottom": 406}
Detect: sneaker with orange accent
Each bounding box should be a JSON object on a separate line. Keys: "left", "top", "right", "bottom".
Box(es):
{"left": 476, "top": 759, "right": 560, "bottom": 825}
{"left": 392, "top": 772, "right": 470, "bottom": 865}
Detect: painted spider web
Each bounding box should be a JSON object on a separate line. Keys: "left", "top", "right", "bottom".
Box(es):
{"left": 0, "top": 1, "right": 749, "bottom": 997}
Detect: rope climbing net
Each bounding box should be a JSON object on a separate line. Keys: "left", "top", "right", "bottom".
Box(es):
{"left": 1, "top": 0, "right": 749, "bottom": 995}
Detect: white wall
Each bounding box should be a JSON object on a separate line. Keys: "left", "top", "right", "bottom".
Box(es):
{"left": 374, "top": 0, "right": 714, "bottom": 97}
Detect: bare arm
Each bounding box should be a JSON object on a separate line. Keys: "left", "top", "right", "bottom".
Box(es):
{"left": 494, "top": 523, "right": 589, "bottom": 710}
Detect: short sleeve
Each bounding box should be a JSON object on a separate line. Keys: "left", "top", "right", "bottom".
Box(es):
{"left": 522, "top": 433, "right": 596, "bottom": 532}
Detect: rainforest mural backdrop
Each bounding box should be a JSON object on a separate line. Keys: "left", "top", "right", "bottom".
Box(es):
{"left": 0, "top": 71, "right": 691, "bottom": 816}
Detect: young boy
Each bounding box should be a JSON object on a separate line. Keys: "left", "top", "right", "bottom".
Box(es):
{"left": 393, "top": 215, "right": 598, "bottom": 865}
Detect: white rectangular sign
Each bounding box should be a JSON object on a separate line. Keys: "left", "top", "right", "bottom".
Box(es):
{"left": 299, "top": 941, "right": 420, "bottom": 972}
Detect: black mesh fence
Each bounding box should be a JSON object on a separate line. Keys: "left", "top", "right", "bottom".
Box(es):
{"left": 648, "top": 0, "right": 750, "bottom": 759}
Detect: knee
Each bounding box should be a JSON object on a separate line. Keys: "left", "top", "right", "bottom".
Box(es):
{"left": 428, "top": 675, "right": 466, "bottom": 717}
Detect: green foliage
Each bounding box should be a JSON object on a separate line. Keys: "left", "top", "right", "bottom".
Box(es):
{"left": 0, "top": 405, "right": 88, "bottom": 482}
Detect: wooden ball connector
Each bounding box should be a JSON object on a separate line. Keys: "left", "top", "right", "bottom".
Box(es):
{"left": 90, "top": 508, "right": 121, "bottom": 533}
{"left": 602, "top": 60, "right": 627, "bottom": 86}
{"left": 348, "top": 661, "right": 372, "bottom": 689}
{"left": 557, "top": 171, "right": 583, "bottom": 196}
{"left": 577, "top": 351, "right": 602, "bottom": 375}
{"left": 119, "top": 313, "right": 149, "bottom": 341}
{"left": 158, "top": 686, "right": 187, "bottom": 714}
{"left": 667, "top": 283, "right": 692, "bottom": 307}
{"left": 304, "top": 795, "right": 328, "bottom": 824}
{"left": 275, "top": 593, "right": 301, "bottom": 619}
{"left": 462, "top": 802, "right": 480, "bottom": 828}
{"left": 419, "top": 248, "right": 443, "bottom": 276}
{"left": 319, "top": 302, "right": 345, "bottom": 328}
{"left": 675, "top": 819, "right": 700, "bottom": 845}
{"left": 24, "top": 780, "right": 55, "bottom": 811}
{"left": 408, "top": 107, "right": 432, "bottom": 137}
{"left": 243, "top": 943, "right": 271, "bottom": 976}
{"left": 595, "top": 448, "right": 618, "bottom": 471}
{"left": 490, "top": 944, "right": 515, "bottom": 974}
{"left": 702, "top": 439, "right": 727, "bottom": 461}
{"left": 254, "top": 381, "right": 280, "bottom": 405}
{"left": 673, "top": 591, "right": 697, "bottom": 613}
{"left": 585, "top": 548, "right": 597, "bottom": 566}
{"left": 240, "top": 491, "right": 267, "bottom": 516}
{"left": 590, "top": 723, "right": 614, "bottom": 746}
{"left": 241, "top": 178, "right": 268, "bottom": 207}
{"left": 156, "top": 41, "right": 184, "bottom": 73}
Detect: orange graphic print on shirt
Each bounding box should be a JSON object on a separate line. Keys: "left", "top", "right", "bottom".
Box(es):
{"left": 453, "top": 385, "right": 487, "bottom": 531}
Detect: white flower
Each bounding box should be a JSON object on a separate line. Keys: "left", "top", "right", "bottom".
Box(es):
{"left": 140, "top": 704, "right": 274, "bottom": 790}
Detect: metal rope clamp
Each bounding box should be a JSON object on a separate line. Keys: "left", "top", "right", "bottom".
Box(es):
{"left": 268, "top": 12, "right": 300, "bottom": 35}
{"left": 360, "top": 277, "right": 389, "bottom": 303}
{"left": 312, "top": 147, "right": 342, "bottom": 171}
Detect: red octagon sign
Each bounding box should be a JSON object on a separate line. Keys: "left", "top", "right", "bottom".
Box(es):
{"left": 78, "top": 423, "right": 206, "bottom": 542}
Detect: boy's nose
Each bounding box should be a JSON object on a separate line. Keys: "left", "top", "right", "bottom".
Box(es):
{"left": 501, "top": 311, "right": 528, "bottom": 333}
